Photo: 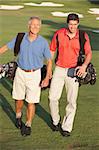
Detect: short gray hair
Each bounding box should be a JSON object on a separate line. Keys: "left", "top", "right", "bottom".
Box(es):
{"left": 28, "top": 16, "right": 41, "bottom": 25}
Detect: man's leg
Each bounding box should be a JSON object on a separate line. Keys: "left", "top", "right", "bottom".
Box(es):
{"left": 15, "top": 100, "right": 24, "bottom": 128}
{"left": 12, "top": 68, "right": 26, "bottom": 128}
{"left": 15, "top": 100, "right": 23, "bottom": 117}
{"left": 21, "top": 69, "right": 41, "bottom": 136}
{"left": 61, "top": 77, "right": 79, "bottom": 135}
{"left": 26, "top": 103, "right": 35, "bottom": 127}
{"left": 21, "top": 103, "right": 35, "bottom": 136}
{"left": 49, "top": 66, "right": 65, "bottom": 127}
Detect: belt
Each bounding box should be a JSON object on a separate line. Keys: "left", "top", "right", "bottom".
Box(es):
{"left": 22, "top": 69, "right": 37, "bottom": 72}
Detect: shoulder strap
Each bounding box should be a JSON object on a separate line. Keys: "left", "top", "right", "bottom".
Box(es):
{"left": 77, "top": 30, "right": 86, "bottom": 66}
{"left": 79, "top": 30, "right": 86, "bottom": 55}
{"left": 14, "top": 33, "right": 25, "bottom": 56}
{"left": 55, "top": 34, "right": 59, "bottom": 63}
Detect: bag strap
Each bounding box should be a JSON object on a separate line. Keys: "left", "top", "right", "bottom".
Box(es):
{"left": 55, "top": 34, "right": 59, "bottom": 63}
{"left": 14, "top": 33, "right": 25, "bottom": 56}
{"left": 79, "top": 30, "right": 86, "bottom": 56}
{"left": 77, "top": 30, "right": 86, "bottom": 66}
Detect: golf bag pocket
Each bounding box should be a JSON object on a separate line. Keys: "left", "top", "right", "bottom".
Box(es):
{"left": 67, "top": 68, "right": 75, "bottom": 78}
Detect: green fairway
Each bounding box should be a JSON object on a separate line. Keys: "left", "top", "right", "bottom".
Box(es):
{"left": 0, "top": 0, "right": 99, "bottom": 150}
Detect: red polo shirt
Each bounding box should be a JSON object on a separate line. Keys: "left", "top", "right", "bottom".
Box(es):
{"left": 50, "top": 28, "right": 92, "bottom": 68}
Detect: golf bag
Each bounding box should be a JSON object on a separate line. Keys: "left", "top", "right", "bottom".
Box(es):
{"left": 0, "top": 61, "right": 18, "bottom": 80}
{"left": 76, "top": 30, "right": 96, "bottom": 85}
{"left": 75, "top": 63, "right": 96, "bottom": 85}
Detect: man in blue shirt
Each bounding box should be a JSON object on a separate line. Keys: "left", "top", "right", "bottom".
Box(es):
{"left": 0, "top": 16, "right": 52, "bottom": 136}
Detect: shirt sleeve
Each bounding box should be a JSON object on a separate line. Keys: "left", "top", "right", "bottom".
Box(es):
{"left": 43, "top": 40, "right": 51, "bottom": 59}
{"left": 50, "top": 31, "right": 58, "bottom": 51}
{"left": 84, "top": 32, "right": 92, "bottom": 55}
{"left": 7, "top": 37, "right": 16, "bottom": 51}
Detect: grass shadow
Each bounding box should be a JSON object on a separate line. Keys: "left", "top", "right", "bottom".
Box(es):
{"left": 0, "top": 93, "right": 26, "bottom": 129}
{"left": 0, "top": 93, "right": 16, "bottom": 126}
{"left": 0, "top": 78, "right": 12, "bottom": 93}
{"left": 88, "top": 0, "right": 99, "bottom": 4}
{"left": 36, "top": 103, "right": 52, "bottom": 129}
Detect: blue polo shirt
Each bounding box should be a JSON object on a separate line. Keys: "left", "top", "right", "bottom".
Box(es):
{"left": 7, "top": 33, "right": 51, "bottom": 70}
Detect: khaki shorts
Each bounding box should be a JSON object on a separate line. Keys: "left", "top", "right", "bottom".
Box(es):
{"left": 12, "top": 67, "right": 41, "bottom": 103}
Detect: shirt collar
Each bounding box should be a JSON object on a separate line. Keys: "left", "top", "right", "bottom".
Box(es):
{"left": 64, "top": 28, "right": 79, "bottom": 39}
{"left": 25, "top": 33, "right": 40, "bottom": 42}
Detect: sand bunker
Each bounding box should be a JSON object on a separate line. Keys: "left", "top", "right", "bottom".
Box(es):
{"left": 96, "top": 17, "right": 99, "bottom": 20}
{"left": 88, "top": 8, "right": 99, "bottom": 14}
{"left": 0, "top": 5, "right": 24, "bottom": 10}
{"left": 92, "top": 30, "right": 99, "bottom": 33}
{"left": 51, "top": 12, "right": 83, "bottom": 18}
{"left": 24, "top": 2, "right": 64, "bottom": 7}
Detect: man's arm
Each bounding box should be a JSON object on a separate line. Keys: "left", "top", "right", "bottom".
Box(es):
{"left": 82, "top": 32, "right": 92, "bottom": 67}
{"left": 45, "top": 50, "right": 55, "bottom": 79}
{"left": 0, "top": 45, "right": 8, "bottom": 72}
{"left": 77, "top": 32, "right": 92, "bottom": 77}
{"left": 46, "top": 58, "right": 52, "bottom": 79}
{"left": 0, "top": 45, "right": 8, "bottom": 54}
{"left": 50, "top": 51, "right": 55, "bottom": 60}
{"left": 82, "top": 51, "right": 92, "bottom": 67}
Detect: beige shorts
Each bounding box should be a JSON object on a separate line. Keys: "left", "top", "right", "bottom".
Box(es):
{"left": 12, "top": 67, "right": 41, "bottom": 103}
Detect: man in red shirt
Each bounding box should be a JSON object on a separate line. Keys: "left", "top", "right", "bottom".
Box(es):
{"left": 49, "top": 13, "right": 92, "bottom": 136}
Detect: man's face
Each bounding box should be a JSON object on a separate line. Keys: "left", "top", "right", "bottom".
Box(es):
{"left": 68, "top": 20, "right": 79, "bottom": 33}
{"left": 29, "top": 19, "right": 41, "bottom": 35}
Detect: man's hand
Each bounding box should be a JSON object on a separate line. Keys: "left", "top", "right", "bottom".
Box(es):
{"left": 76, "top": 64, "right": 87, "bottom": 78}
{"left": 40, "top": 77, "right": 49, "bottom": 88}
{"left": 0, "top": 45, "right": 8, "bottom": 54}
